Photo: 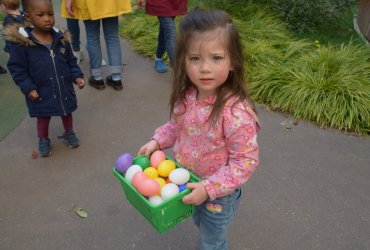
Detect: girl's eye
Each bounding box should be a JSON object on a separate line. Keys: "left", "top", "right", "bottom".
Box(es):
{"left": 189, "top": 56, "right": 200, "bottom": 61}
{"left": 212, "top": 56, "right": 224, "bottom": 61}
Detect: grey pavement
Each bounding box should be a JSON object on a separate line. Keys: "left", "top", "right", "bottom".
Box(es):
{"left": 0, "top": 7, "right": 370, "bottom": 250}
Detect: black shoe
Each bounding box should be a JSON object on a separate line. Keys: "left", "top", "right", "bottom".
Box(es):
{"left": 88, "top": 76, "right": 105, "bottom": 90}
{"left": 106, "top": 76, "right": 123, "bottom": 90}
{"left": 0, "top": 65, "right": 7, "bottom": 74}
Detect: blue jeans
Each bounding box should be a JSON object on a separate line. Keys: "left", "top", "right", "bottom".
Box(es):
{"left": 66, "top": 18, "right": 80, "bottom": 51}
{"left": 83, "top": 17, "right": 122, "bottom": 80}
{"left": 156, "top": 16, "right": 176, "bottom": 64}
{"left": 193, "top": 188, "right": 242, "bottom": 250}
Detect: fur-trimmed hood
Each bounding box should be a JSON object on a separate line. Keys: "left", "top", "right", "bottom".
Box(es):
{"left": 4, "top": 23, "right": 71, "bottom": 46}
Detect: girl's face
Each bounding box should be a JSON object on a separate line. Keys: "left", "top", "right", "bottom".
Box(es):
{"left": 185, "top": 30, "right": 232, "bottom": 100}
{"left": 25, "top": 0, "right": 54, "bottom": 32}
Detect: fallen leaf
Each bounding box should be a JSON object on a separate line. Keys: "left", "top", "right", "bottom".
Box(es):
{"left": 73, "top": 207, "right": 87, "bottom": 218}
{"left": 32, "top": 150, "right": 39, "bottom": 159}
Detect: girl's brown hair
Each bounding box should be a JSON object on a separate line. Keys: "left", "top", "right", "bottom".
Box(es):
{"left": 170, "top": 8, "right": 255, "bottom": 124}
{"left": 1, "top": 0, "right": 20, "bottom": 10}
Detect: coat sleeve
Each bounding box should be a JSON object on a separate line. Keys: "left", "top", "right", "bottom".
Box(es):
{"left": 7, "top": 44, "right": 37, "bottom": 96}
{"left": 152, "top": 118, "right": 177, "bottom": 150}
{"left": 202, "top": 106, "right": 260, "bottom": 201}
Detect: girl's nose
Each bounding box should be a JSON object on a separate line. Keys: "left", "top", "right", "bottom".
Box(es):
{"left": 200, "top": 60, "right": 211, "bottom": 72}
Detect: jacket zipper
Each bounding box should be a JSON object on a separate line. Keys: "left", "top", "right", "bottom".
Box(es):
{"left": 49, "top": 49, "right": 67, "bottom": 116}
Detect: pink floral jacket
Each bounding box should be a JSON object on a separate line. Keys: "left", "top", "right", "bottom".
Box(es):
{"left": 153, "top": 88, "right": 260, "bottom": 201}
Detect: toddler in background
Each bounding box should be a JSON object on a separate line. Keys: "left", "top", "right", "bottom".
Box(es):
{"left": 138, "top": 8, "right": 260, "bottom": 249}
{"left": 0, "top": 0, "right": 25, "bottom": 54}
{"left": 6, "top": 0, "right": 85, "bottom": 157}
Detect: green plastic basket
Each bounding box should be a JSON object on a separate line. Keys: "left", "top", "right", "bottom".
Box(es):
{"left": 113, "top": 155, "right": 201, "bottom": 233}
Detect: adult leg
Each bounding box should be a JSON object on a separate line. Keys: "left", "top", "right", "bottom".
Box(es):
{"left": 83, "top": 19, "right": 105, "bottom": 89}
{"left": 154, "top": 16, "right": 168, "bottom": 73}
{"left": 102, "top": 16, "right": 123, "bottom": 90}
{"left": 66, "top": 18, "right": 81, "bottom": 51}
{"left": 66, "top": 18, "right": 83, "bottom": 63}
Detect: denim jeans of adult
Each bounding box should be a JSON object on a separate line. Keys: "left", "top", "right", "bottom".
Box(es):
{"left": 156, "top": 16, "right": 176, "bottom": 64}
{"left": 83, "top": 16, "right": 122, "bottom": 80}
{"left": 66, "top": 18, "right": 80, "bottom": 51}
{"left": 192, "top": 188, "right": 242, "bottom": 250}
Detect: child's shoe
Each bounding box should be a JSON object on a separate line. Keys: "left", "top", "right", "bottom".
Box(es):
{"left": 154, "top": 59, "right": 167, "bottom": 73}
{"left": 39, "top": 138, "right": 51, "bottom": 157}
{"left": 59, "top": 130, "right": 80, "bottom": 148}
{"left": 0, "top": 65, "right": 7, "bottom": 74}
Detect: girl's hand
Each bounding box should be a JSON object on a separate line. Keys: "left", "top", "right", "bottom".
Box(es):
{"left": 136, "top": 0, "right": 146, "bottom": 8}
{"left": 28, "top": 90, "right": 39, "bottom": 101}
{"left": 137, "top": 139, "right": 159, "bottom": 158}
{"left": 75, "top": 78, "right": 85, "bottom": 89}
{"left": 182, "top": 182, "right": 209, "bottom": 205}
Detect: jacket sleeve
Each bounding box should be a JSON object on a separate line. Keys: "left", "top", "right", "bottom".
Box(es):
{"left": 7, "top": 44, "right": 37, "bottom": 96}
{"left": 152, "top": 118, "right": 177, "bottom": 150}
{"left": 65, "top": 42, "right": 83, "bottom": 81}
{"left": 202, "top": 106, "right": 260, "bottom": 201}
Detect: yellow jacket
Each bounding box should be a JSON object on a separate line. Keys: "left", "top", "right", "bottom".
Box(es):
{"left": 61, "top": 0, "right": 132, "bottom": 20}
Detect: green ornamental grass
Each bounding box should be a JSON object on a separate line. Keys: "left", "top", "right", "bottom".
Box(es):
{"left": 119, "top": 3, "right": 370, "bottom": 135}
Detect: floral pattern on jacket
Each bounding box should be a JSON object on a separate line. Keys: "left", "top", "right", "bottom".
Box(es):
{"left": 153, "top": 87, "right": 260, "bottom": 201}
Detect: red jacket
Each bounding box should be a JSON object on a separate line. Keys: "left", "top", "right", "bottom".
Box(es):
{"left": 146, "top": 0, "right": 187, "bottom": 16}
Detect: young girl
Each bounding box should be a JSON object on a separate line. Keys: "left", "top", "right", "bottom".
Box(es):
{"left": 138, "top": 8, "right": 260, "bottom": 249}
{"left": 6, "top": 0, "right": 85, "bottom": 157}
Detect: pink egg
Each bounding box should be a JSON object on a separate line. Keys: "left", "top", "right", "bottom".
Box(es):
{"left": 115, "top": 152, "right": 133, "bottom": 174}
{"left": 132, "top": 172, "right": 147, "bottom": 189}
{"left": 132, "top": 172, "right": 160, "bottom": 197}
{"left": 150, "top": 150, "right": 166, "bottom": 168}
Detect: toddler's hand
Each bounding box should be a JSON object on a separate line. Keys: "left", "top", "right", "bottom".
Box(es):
{"left": 28, "top": 90, "right": 39, "bottom": 101}
{"left": 137, "top": 139, "right": 159, "bottom": 158}
{"left": 182, "top": 182, "right": 209, "bottom": 205}
{"left": 75, "top": 78, "right": 85, "bottom": 89}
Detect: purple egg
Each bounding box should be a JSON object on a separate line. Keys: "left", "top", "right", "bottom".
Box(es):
{"left": 115, "top": 153, "right": 133, "bottom": 173}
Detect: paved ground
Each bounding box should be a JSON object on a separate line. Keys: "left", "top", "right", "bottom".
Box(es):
{"left": 0, "top": 5, "right": 369, "bottom": 250}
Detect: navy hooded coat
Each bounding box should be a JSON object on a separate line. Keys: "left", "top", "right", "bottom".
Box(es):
{"left": 6, "top": 25, "right": 83, "bottom": 117}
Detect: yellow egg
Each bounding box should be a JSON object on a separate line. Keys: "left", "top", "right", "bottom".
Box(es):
{"left": 143, "top": 167, "right": 159, "bottom": 179}
{"left": 154, "top": 177, "right": 166, "bottom": 189}
{"left": 157, "top": 160, "right": 176, "bottom": 177}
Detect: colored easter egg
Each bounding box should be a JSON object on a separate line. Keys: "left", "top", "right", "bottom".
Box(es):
{"left": 149, "top": 196, "right": 164, "bottom": 206}
{"left": 133, "top": 156, "right": 150, "bottom": 169}
{"left": 124, "top": 164, "right": 142, "bottom": 183}
{"left": 131, "top": 172, "right": 147, "bottom": 189}
{"left": 137, "top": 179, "right": 160, "bottom": 197}
{"left": 154, "top": 177, "right": 166, "bottom": 189}
{"left": 161, "top": 183, "right": 179, "bottom": 201}
{"left": 178, "top": 184, "right": 187, "bottom": 192}
{"left": 144, "top": 167, "right": 159, "bottom": 179}
{"left": 157, "top": 160, "right": 176, "bottom": 177}
{"left": 150, "top": 151, "right": 166, "bottom": 168}
{"left": 115, "top": 153, "right": 133, "bottom": 173}
{"left": 169, "top": 168, "right": 190, "bottom": 185}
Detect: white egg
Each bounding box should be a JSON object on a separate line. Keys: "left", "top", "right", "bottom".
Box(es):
{"left": 161, "top": 183, "right": 179, "bottom": 201}
{"left": 125, "top": 164, "right": 143, "bottom": 183}
{"left": 169, "top": 168, "right": 190, "bottom": 185}
{"left": 148, "top": 196, "right": 164, "bottom": 206}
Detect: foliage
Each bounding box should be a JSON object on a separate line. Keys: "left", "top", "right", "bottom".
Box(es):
{"left": 255, "top": 0, "right": 358, "bottom": 34}
{"left": 120, "top": 1, "right": 370, "bottom": 135}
